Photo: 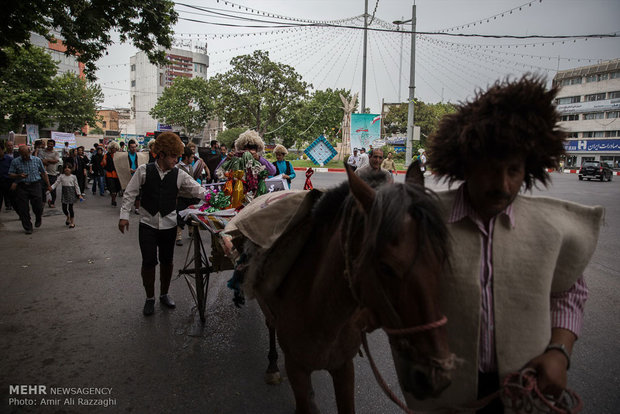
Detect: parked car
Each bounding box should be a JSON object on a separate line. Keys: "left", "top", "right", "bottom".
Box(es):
{"left": 578, "top": 161, "right": 613, "bottom": 181}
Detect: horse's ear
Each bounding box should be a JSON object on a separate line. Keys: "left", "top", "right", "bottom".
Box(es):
{"left": 345, "top": 162, "right": 375, "bottom": 214}
{"left": 405, "top": 159, "right": 424, "bottom": 188}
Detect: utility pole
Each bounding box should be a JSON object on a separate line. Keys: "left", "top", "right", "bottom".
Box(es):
{"left": 397, "top": 18, "right": 404, "bottom": 103}
{"left": 361, "top": 0, "right": 368, "bottom": 114}
{"left": 394, "top": 4, "right": 416, "bottom": 166}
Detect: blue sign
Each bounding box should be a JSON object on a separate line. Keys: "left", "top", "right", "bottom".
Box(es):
{"left": 304, "top": 135, "right": 338, "bottom": 166}
{"left": 565, "top": 139, "right": 620, "bottom": 152}
{"left": 157, "top": 123, "right": 172, "bottom": 131}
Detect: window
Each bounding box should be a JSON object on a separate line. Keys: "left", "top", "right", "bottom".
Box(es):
{"left": 560, "top": 77, "right": 582, "bottom": 86}
{"left": 607, "top": 111, "right": 619, "bottom": 119}
{"left": 584, "top": 112, "right": 604, "bottom": 120}
{"left": 610, "top": 71, "right": 620, "bottom": 79}
{"left": 102, "top": 121, "right": 107, "bottom": 128}
{"left": 586, "top": 74, "right": 597, "bottom": 83}
{"left": 585, "top": 93, "right": 606, "bottom": 102}
{"left": 131, "top": 80, "right": 136, "bottom": 87}
{"left": 586, "top": 73, "right": 608, "bottom": 82}
{"left": 604, "top": 131, "right": 618, "bottom": 137}
{"left": 159, "top": 73, "right": 164, "bottom": 87}
{"left": 583, "top": 131, "right": 605, "bottom": 138}
{"left": 567, "top": 132, "right": 579, "bottom": 138}
{"left": 608, "top": 91, "right": 620, "bottom": 99}
{"left": 556, "top": 96, "right": 581, "bottom": 105}
{"left": 561, "top": 114, "right": 579, "bottom": 121}
{"left": 130, "top": 64, "right": 136, "bottom": 71}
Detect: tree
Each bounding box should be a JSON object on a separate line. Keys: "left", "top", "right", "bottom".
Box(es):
{"left": 211, "top": 51, "right": 310, "bottom": 137}
{"left": 150, "top": 77, "right": 215, "bottom": 137}
{"left": 383, "top": 101, "right": 456, "bottom": 146}
{"left": 1, "top": 0, "right": 177, "bottom": 80}
{"left": 90, "top": 126, "right": 104, "bottom": 135}
{"left": 0, "top": 46, "right": 58, "bottom": 132}
{"left": 216, "top": 127, "right": 247, "bottom": 149}
{"left": 52, "top": 72, "right": 103, "bottom": 132}
{"left": 275, "top": 88, "right": 353, "bottom": 149}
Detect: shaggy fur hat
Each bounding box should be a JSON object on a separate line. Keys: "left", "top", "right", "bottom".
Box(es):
{"left": 107, "top": 141, "right": 120, "bottom": 151}
{"left": 234, "top": 129, "right": 265, "bottom": 154}
{"left": 273, "top": 144, "right": 288, "bottom": 155}
{"left": 153, "top": 132, "right": 184, "bottom": 157}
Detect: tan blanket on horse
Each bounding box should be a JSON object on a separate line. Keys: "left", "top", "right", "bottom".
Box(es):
{"left": 223, "top": 189, "right": 323, "bottom": 298}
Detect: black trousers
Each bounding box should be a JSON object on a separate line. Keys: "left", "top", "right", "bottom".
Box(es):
{"left": 0, "top": 177, "right": 14, "bottom": 209}
{"left": 477, "top": 371, "right": 504, "bottom": 413}
{"left": 62, "top": 203, "right": 75, "bottom": 218}
{"left": 75, "top": 174, "right": 86, "bottom": 195}
{"left": 138, "top": 223, "right": 176, "bottom": 267}
{"left": 14, "top": 182, "right": 43, "bottom": 231}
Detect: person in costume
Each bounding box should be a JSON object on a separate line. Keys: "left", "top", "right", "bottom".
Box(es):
{"left": 272, "top": 144, "right": 296, "bottom": 189}
{"left": 405, "top": 75, "right": 603, "bottom": 413}
{"left": 118, "top": 132, "right": 207, "bottom": 316}
{"left": 101, "top": 141, "right": 121, "bottom": 206}
{"left": 215, "top": 129, "right": 276, "bottom": 180}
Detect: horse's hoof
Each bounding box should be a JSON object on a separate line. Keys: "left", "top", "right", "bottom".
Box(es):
{"left": 264, "top": 371, "right": 282, "bottom": 385}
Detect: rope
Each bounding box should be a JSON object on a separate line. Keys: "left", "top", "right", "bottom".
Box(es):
{"left": 383, "top": 315, "right": 448, "bottom": 335}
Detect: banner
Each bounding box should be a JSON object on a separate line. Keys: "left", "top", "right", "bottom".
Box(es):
{"left": 51, "top": 131, "right": 77, "bottom": 150}
{"left": 557, "top": 99, "right": 620, "bottom": 115}
{"left": 564, "top": 139, "right": 620, "bottom": 152}
{"left": 26, "top": 124, "right": 39, "bottom": 144}
{"left": 350, "top": 113, "right": 381, "bottom": 151}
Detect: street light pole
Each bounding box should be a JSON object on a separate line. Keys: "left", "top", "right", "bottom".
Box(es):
{"left": 394, "top": 4, "right": 416, "bottom": 167}
{"left": 361, "top": 0, "right": 368, "bottom": 114}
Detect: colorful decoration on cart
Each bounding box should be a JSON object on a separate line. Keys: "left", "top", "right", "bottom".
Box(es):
{"left": 304, "top": 135, "right": 338, "bottom": 166}
{"left": 255, "top": 170, "right": 269, "bottom": 197}
{"left": 304, "top": 168, "right": 314, "bottom": 190}
{"left": 199, "top": 188, "right": 231, "bottom": 213}
{"left": 231, "top": 170, "right": 246, "bottom": 209}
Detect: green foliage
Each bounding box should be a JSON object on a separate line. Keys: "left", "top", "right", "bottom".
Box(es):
{"left": 0, "top": 46, "right": 103, "bottom": 133}
{"left": 276, "top": 88, "right": 353, "bottom": 149}
{"left": 383, "top": 101, "right": 457, "bottom": 146}
{"left": 150, "top": 77, "right": 215, "bottom": 137}
{"left": 1, "top": 0, "right": 178, "bottom": 80}
{"left": 215, "top": 127, "right": 246, "bottom": 150}
{"left": 90, "top": 126, "right": 104, "bottom": 135}
{"left": 52, "top": 72, "right": 103, "bottom": 132}
{"left": 210, "top": 50, "right": 309, "bottom": 138}
{"left": 0, "top": 46, "right": 57, "bottom": 132}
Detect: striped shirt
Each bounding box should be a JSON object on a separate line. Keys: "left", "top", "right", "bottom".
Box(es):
{"left": 449, "top": 184, "right": 588, "bottom": 372}
{"left": 8, "top": 156, "right": 46, "bottom": 183}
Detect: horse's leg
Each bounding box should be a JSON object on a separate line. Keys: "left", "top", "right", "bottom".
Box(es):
{"left": 285, "top": 357, "right": 320, "bottom": 414}
{"left": 264, "top": 322, "right": 281, "bottom": 384}
{"left": 329, "top": 359, "right": 355, "bottom": 414}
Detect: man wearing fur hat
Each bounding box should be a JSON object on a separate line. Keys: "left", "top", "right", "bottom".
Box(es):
{"left": 272, "top": 144, "right": 296, "bottom": 189}
{"left": 118, "top": 132, "right": 207, "bottom": 316}
{"left": 215, "top": 129, "right": 276, "bottom": 180}
{"left": 405, "top": 76, "right": 603, "bottom": 413}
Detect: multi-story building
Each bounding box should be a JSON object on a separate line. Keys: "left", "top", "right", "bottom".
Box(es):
{"left": 553, "top": 59, "right": 620, "bottom": 169}
{"left": 30, "top": 33, "right": 85, "bottom": 79}
{"left": 129, "top": 47, "right": 209, "bottom": 137}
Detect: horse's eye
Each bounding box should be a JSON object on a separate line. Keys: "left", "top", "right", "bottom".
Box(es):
{"left": 379, "top": 263, "right": 400, "bottom": 279}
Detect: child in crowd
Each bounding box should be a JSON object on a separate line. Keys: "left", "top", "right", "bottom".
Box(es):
{"left": 50, "top": 163, "right": 83, "bottom": 228}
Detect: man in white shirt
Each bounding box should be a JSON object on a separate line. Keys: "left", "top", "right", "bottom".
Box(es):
{"left": 357, "top": 147, "right": 369, "bottom": 170}
{"left": 119, "top": 132, "right": 206, "bottom": 316}
{"left": 347, "top": 148, "right": 360, "bottom": 171}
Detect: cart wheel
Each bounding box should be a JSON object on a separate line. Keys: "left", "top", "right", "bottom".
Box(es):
{"left": 193, "top": 226, "right": 209, "bottom": 323}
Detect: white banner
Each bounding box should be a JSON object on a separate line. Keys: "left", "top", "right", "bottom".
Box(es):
{"left": 557, "top": 98, "right": 620, "bottom": 115}
{"left": 51, "top": 131, "right": 77, "bottom": 150}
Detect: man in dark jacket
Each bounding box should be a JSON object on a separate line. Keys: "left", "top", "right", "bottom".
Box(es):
{"left": 89, "top": 147, "right": 105, "bottom": 195}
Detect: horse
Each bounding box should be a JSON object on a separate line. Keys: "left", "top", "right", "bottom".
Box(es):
{"left": 246, "top": 162, "right": 456, "bottom": 414}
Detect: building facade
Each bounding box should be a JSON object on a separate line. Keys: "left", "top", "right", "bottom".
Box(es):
{"left": 554, "top": 59, "right": 620, "bottom": 169}
{"left": 30, "top": 33, "right": 85, "bottom": 79}
{"left": 129, "top": 47, "right": 209, "bottom": 137}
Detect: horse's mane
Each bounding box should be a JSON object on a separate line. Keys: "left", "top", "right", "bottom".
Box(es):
{"left": 311, "top": 171, "right": 391, "bottom": 223}
{"left": 312, "top": 171, "right": 449, "bottom": 267}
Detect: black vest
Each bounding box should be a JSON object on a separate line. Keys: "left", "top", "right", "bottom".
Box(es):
{"left": 140, "top": 163, "right": 179, "bottom": 217}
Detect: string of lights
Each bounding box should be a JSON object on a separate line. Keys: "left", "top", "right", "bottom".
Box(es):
{"left": 434, "top": 0, "right": 543, "bottom": 33}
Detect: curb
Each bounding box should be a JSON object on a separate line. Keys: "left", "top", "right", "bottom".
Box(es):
{"left": 295, "top": 167, "right": 620, "bottom": 176}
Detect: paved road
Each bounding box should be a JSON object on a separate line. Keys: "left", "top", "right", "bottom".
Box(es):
{"left": 0, "top": 172, "right": 618, "bottom": 413}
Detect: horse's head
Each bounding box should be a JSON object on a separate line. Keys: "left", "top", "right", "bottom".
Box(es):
{"left": 344, "top": 162, "right": 456, "bottom": 400}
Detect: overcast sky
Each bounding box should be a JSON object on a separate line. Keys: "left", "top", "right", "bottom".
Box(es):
{"left": 95, "top": 0, "right": 620, "bottom": 115}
